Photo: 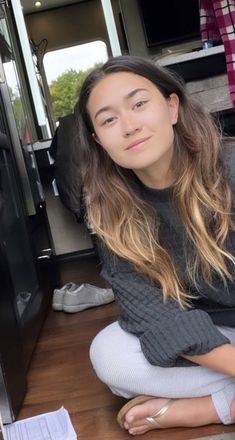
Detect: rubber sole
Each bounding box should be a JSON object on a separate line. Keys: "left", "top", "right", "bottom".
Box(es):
{"left": 52, "top": 303, "right": 63, "bottom": 311}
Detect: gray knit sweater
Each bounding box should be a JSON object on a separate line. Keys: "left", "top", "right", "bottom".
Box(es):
{"left": 99, "top": 141, "right": 235, "bottom": 367}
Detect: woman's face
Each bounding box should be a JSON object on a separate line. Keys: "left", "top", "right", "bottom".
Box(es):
{"left": 87, "top": 71, "right": 179, "bottom": 188}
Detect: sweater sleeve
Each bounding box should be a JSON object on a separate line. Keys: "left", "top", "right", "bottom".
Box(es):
{"left": 100, "top": 250, "right": 229, "bottom": 367}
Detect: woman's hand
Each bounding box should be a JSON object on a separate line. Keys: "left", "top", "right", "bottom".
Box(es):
{"left": 183, "top": 343, "right": 235, "bottom": 376}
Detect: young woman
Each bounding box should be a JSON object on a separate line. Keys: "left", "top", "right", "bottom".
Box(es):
{"left": 74, "top": 55, "right": 235, "bottom": 435}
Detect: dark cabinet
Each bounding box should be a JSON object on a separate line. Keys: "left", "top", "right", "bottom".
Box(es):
{"left": 0, "top": 239, "right": 26, "bottom": 424}
{"left": 0, "top": 132, "right": 54, "bottom": 424}
{"left": 0, "top": 66, "right": 55, "bottom": 424}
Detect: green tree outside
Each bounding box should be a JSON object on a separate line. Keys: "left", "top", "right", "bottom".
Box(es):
{"left": 49, "top": 65, "right": 100, "bottom": 120}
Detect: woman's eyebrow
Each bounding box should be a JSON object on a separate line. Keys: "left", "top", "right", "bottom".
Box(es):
{"left": 125, "top": 87, "right": 148, "bottom": 100}
{"left": 94, "top": 88, "right": 148, "bottom": 120}
{"left": 95, "top": 106, "right": 112, "bottom": 120}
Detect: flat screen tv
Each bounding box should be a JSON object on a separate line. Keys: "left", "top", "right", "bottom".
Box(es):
{"left": 137, "top": 0, "right": 200, "bottom": 48}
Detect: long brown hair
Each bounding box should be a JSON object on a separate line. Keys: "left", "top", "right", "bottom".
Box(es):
{"left": 75, "top": 55, "right": 235, "bottom": 306}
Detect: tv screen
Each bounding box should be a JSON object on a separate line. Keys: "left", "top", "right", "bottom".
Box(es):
{"left": 138, "top": 0, "right": 200, "bottom": 48}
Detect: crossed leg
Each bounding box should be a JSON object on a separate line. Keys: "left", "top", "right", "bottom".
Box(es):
{"left": 90, "top": 322, "right": 235, "bottom": 435}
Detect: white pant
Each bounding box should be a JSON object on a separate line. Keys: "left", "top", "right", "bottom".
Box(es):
{"left": 90, "top": 321, "right": 235, "bottom": 425}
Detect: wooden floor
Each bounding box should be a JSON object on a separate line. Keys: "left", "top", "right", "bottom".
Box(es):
{"left": 18, "top": 258, "right": 235, "bottom": 440}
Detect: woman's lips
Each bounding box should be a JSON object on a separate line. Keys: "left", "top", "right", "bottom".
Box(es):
{"left": 126, "top": 136, "right": 151, "bottom": 150}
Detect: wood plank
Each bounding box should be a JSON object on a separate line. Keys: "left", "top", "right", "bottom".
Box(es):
{"left": 186, "top": 74, "right": 232, "bottom": 113}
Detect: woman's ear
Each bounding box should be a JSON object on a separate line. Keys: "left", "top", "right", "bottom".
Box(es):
{"left": 168, "top": 93, "right": 179, "bottom": 125}
{"left": 92, "top": 132, "right": 102, "bottom": 146}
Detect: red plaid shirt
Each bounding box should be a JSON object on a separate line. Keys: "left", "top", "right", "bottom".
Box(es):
{"left": 199, "top": 0, "right": 235, "bottom": 110}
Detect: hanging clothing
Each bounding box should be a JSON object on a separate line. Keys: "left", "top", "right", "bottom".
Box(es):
{"left": 49, "top": 113, "right": 84, "bottom": 219}
{"left": 199, "top": 0, "right": 235, "bottom": 110}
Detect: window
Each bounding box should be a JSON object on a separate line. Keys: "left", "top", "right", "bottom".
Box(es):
{"left": 43, "top": 40, "right": 108, "bottom": 120}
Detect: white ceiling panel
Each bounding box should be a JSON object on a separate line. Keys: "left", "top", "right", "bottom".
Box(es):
{"left": 21, "top": 0, "right": 86, "bottom": 14}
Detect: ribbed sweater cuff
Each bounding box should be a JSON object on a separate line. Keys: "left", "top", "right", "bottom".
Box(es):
{"left": 139, "top": 310, "right": 230, "bottom": 367}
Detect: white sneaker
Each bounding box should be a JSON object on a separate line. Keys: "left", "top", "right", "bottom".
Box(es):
{"left": 63, "top": 283, "right": 114, "bottom": 313}
{"left": 52, "top": 282, "right": 78, "bottom": 311}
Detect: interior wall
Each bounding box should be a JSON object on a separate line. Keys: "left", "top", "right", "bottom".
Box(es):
{"left": 119, "top": 0, "right": 148, "bottom": 57}
{"left": 25, "top": 0, "right": 126, "bottom": 54}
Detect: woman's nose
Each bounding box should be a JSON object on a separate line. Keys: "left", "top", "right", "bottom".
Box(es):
{"left": 122, "top": 114, "right": 141, "bottom": 137}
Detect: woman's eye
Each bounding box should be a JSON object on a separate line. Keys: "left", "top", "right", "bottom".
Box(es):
{"left": 134, "top": 100, "right": 147, "bottom": 109}
{"left": 102, "top": 116, "right": 116, "bottom": 126}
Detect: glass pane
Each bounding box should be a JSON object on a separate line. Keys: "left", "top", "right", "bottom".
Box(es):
{"left": 43, "top": 40, "right": 108, "bottom": 120}
{"left": 0, "top": 7, "right": 32, "bottom": 144}
{"left": 0, "top": 7, "right": 45, "bottom": 211}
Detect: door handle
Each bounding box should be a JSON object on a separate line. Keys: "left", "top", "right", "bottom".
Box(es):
{"left": 37, "top": 248, "right": 52, "bottom": 260}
